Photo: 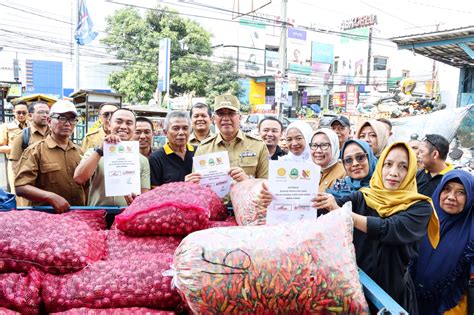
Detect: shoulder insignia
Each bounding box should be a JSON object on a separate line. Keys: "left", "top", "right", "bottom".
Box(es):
{"left": 245, "top": 133, "right": 263, "bottom": 141}
{"left": 200, "top": 134, "right": 217, "bottom": 145}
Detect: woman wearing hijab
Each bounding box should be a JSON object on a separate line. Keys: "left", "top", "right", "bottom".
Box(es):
{"left": 281, "top": 121, "right": 313, "bottom": 162}
{"left": 356, "top": 119, "right": 388, "bottom": 157}
{"left": 310, "top": 128, "right": 345, "bottom": 192}
{"left": 326, "top": 139, "right": 377, "bottom": 198}
{"left": 313, "top": 142, "right": 440, "bottom": 313}
{"left": 413, "top": 170, "right": 473, "bottom": 315}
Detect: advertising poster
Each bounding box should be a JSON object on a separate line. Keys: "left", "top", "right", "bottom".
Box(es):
{"left": 239, "top": 19, "right": 266, "bottom": 76}
{"left": 346, "top": 85, "right": 359, "bottom": 113}
{"left": 265, "top": 49, "right": 279, "bottom": 74}
{"left": 287, "top": 28, "right": 311, "bottom": 75}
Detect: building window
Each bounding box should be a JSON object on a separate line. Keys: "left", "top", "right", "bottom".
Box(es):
{"left": 402, "top": 70, "right": 410, "bottom": 78}
{"left": 373, "top": 57, "right": 388, "bottom": 71}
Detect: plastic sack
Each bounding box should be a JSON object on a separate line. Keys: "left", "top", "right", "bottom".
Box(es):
{"left": 106, "top": 230, "right": 182, "bottom": 260}
{"left": 0, "top": 210, "right": 106, "bottom": 274}
{"left": 0, "top": 189, "right": 15, "bottom": 211}
{"left": 0, "top": 269, "right": 43, "bottom": 315}
{"left": 42, "top": 254, "right": 182, "bottom": 313}
{"left": 51, "top": 308, "right": 175, "bottom": 315}
{"left": 173, "top": 203, "right": 369, "bottom": 314}
{"left": 230, "top": 179, "right": 267, "bottom": 225}
{"left": 63, "top": 210, "right": 107, "bottom": 230}
{"left": 115, "top": 182, "right": 227, "bottom": 236}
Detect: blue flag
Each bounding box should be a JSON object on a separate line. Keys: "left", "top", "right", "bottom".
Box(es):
{"left": 75, "top": 0, "right": 98, "bottom": 45}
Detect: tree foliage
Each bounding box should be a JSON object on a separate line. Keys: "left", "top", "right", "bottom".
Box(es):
{"left": 102, "top": 7, "right": 241, "bottom": 104}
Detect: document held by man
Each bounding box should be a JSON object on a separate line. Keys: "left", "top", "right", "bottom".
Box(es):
{"left": 193, "top": 151, "right": 232, "bottom": 198}
{"left": 103, "top": 141, "right": 141, "bottom": 197}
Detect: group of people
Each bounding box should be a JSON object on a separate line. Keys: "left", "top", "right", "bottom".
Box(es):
{"left": 258, "top": 113, "right": 472, "bottom": 314}
{"left": 0, "top": 94, "right": 472, "bottom": 314}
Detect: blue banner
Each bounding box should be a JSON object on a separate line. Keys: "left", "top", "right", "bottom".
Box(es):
{"left": 75, "top": 0, "right": 98, "bottom": 45}
{"left": 311, "top": 42, "right": 334, "bottom": 65}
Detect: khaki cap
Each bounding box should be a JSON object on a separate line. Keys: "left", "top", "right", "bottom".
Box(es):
{"left": 214, "top": 94, "right": 240, "bottom": 112}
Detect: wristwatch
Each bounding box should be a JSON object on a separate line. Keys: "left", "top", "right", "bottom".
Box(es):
{"left": 94, "top": 146, "right": 103, "bottom": 157}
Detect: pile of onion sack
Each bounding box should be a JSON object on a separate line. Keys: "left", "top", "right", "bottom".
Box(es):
{"left": 173, "top": 203, "right": 369, "bottom": 314}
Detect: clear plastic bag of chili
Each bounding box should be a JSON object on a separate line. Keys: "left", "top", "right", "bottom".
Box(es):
{"left": 230, "top": 178, "right": 268, "bottom": 226}
{"left": 173, "top": 202, "right": 369, "bottom": 314}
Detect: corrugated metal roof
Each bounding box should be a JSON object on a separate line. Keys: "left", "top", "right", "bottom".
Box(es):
{"left": 391, "top": 26, "right": 474, "bottom": 68}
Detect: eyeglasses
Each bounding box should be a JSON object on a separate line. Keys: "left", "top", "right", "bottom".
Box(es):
{"left": 15, "top": 111, "right": 28, "bottom": 116}
{"left": 51, "top": 115, "right": 79, "bottom": 124}
{"left": 35, "top": 110, "right": 49, "bottom": 116}
{"left": 215, "top": 110, "right": 238, "bottom": 118}
{"left": 422, "top": 136, "right": 440, "bottom": 152}
{"left": 309, "top": 142, "right": 331, "bottom": 151}
{"left": 101, "top": 111, "right": 115, "bottom": 119}
{"left": 343, "top": 153, "right": 368, "bottom": 165}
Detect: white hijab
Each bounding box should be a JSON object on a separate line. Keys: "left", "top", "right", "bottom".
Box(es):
{"left": 311, "top": 128, "right": 340, "bottom": 170}
{"left": 282, "top": 121, "right": 313, "bottom": 162}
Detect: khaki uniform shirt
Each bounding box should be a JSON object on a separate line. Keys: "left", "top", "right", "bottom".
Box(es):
{"left": 319, "top": 161, "right": 346, "bottom": 192}
{"left": 81, "top": 127, "right": 106, "bottom": 152}
{"left": 9, "top": 125, "right": 50, "bottom": 161}
{"left": 0, "top": 119, "right": 29, "bottom": 158}
{"left": 188, "top": 131, "right": 214, "bottom": 147}
{"left": 194, "top": 130, "right": 269, "bottom": 179}
{"left": 15, "top": 135, "right": 86, "bottom": 206}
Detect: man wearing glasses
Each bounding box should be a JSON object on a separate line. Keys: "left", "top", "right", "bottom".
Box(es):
{"left": 186, "top": 94, "right": 269, "bottom": 184}
{"left": 0, "top": 101, "right": 30, "bottom": 193}
{"left": 10, "top": 101, "right": 51, "bottom": 171}
{"left": 416, "top": 134, "right": 453, "bottom": 197}
{"left": 15, "top": 100, "right": 86, "bottom": 212}
{"left": 81, "top": 103, "right": 118, "bottom": 151}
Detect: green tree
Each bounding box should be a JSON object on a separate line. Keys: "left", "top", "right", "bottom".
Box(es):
{"left": 102, "top": 7, "right": 241, "bottom": 104}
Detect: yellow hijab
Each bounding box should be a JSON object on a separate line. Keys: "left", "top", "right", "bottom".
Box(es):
{"left": 359, "top": 141, "right": 440, "bottom": 248}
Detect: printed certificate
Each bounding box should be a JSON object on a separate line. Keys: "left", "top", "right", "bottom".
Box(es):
{"left": 103, "top": 141, "right": 141, "bottom": 197}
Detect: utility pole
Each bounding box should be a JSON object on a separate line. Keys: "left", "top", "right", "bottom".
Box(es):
{"left": 74, "top": 0, "right": 80, "bottom": 91}
{"left": 277, "top": 0, "right": 288, "bottom": 119}
{"left": 366, "top": 26, "right": 373, "bottom": 86}
{"left": 431, "top": 23, "right": 440, "bottom": 99}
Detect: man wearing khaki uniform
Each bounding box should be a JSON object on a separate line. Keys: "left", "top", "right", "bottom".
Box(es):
{"left": 9, "top": 101, "right": 51, "bottom": 206}
{"left": 186, "top": 94, "right": 269, "bottom": 184}
{"left": 0, "top": 101, "right": 29, "bottom": 193}
{"left": 15, "top": 101, "right": 86, "bottom": 213}
{"left": 81, "top": 103, "right": 118, "bottom": 151}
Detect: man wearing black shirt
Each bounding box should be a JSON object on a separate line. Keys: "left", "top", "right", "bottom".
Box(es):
{"left": 149, "top": 111, "right": 195, "bottom": 187}
{"left": 416, "top": 134, "right": 453, "bottom": 197}
{"left": 258, "top": 116, "right": 287, "bottom": 160}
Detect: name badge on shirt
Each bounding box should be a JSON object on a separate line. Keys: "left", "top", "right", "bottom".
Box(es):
{"left": 240, "top": 150, "right": 256, "bottom": 158}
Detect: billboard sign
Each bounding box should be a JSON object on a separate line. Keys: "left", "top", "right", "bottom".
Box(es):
{"left": 311, "top": 42, "right": 334, "bottom": 65}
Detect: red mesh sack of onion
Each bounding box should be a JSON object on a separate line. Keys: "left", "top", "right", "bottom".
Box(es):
{"left": 115, "top": 182, "right": 227, "bottom": 236}
{"left": 42, "top": 254, "right": 182, "bottom": 313}
{"left": 51, "top": 307, "right": 175, "bottom": 314}
{"left": 62, "top": 210, "right": 107, "bottom": 231}
{"left": 0, "top": 269, "right": 43, "bottom": 315}
{"left": 105, "top": 230, "right": 182, "bottom": 260}
{"left": 0, "top": 210, "right": 106, "bottom": 274}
